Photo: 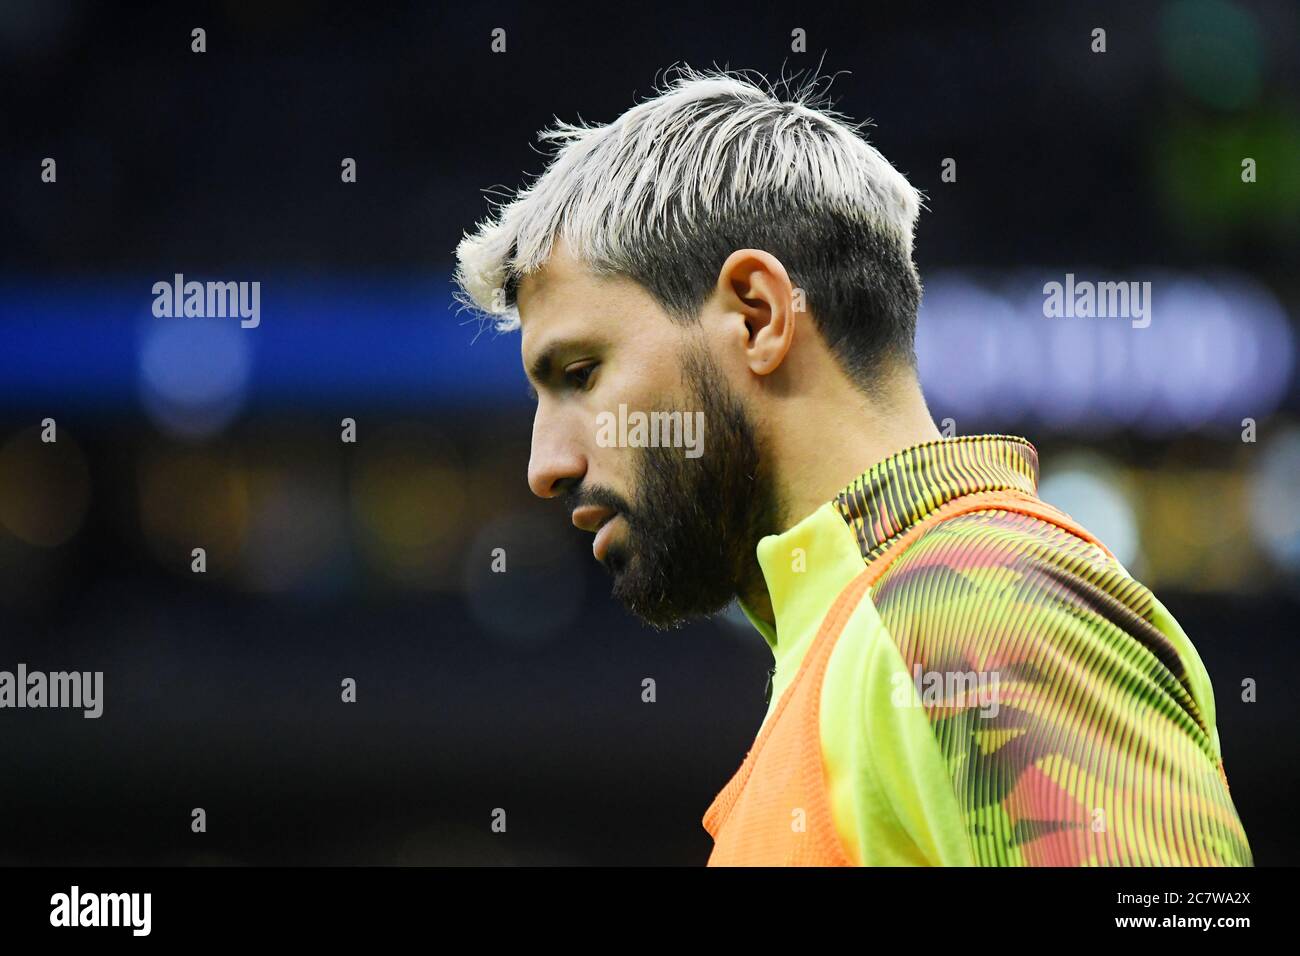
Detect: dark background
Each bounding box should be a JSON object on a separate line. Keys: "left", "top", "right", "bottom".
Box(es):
{"left": 0, "top": 0, "right": 1297, "bottom": 864}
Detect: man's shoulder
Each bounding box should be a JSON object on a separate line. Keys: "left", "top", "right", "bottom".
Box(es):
{"left": 869, "top": 503, "right": 1155, "bottom": 633}
{"left": 879, "top": 503, "right": 1117, "bottom": 577}
{"left": 859, "top": 502, "right": 1213, "bottom": 741}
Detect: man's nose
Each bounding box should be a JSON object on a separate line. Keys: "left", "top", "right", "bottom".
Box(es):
{"left": 527, "top": 415, "right": 586, "bottom": 499}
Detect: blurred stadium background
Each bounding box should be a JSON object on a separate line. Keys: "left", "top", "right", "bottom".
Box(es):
{"left": 0, "top": 1, "right": 1297, "bottom": 864}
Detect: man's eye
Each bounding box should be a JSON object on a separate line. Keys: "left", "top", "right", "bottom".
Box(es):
{"left": 565, "top": 362, "right": 598, "bottom": 390}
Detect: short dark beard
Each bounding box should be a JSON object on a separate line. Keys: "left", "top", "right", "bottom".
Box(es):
{"left": 570, "top": 342, "right": 780, "bottom": 630}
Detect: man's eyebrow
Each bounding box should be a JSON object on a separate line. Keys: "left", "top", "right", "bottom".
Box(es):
{"left": 524, "top": 337, "right": 598, "bottom": 392}
{"left": 526, "top": 342, "right": 560, "bottom": 387}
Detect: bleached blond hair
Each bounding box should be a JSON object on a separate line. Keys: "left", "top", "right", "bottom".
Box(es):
{"left": 453, "top": 65, "right": 925, "bottom": 383}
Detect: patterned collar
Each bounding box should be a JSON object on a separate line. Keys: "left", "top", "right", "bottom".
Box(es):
{"left": 737, "top": 433, "right": 1042, "bottom": 665}
{"left": 832, "top": 434, "right": 1040, "bottom": 563}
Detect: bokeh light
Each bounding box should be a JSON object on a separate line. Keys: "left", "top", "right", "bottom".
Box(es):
{"left": 462, "top": 511, "right": 586, "bottom": 645}
{"left": 1039, "top": 452, "right": 1141, "bottom": 571}
{"left": 350, "top": 422, "right": 468, "bottom": 588}
{"left": 0, "top": 424, "right": 91, "bottom": 548}
{"left": 138, "top": 316, "right": 253, "bottom": 441}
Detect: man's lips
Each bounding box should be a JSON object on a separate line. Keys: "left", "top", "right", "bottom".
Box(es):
{"left": 571, "top": 504, "right": 621, "bottom": 562}
{"left": 592, "top": 515, "right": 621, "bottom": 562}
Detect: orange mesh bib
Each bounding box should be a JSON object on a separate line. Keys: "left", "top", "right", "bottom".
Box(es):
{"left": 701, "top": 489, "right": 1114, "bottom": 866}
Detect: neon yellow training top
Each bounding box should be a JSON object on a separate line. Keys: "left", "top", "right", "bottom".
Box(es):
{"left": 733, "top": 434, "right": 1252, "bottom": 866}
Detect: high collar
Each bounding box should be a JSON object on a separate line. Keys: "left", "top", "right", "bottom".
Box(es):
{"left": 832, "top": 433, "right": 1039, "bottom": 562}
{"left": 736, "top": 434, "right": 1040, "bottom": 669}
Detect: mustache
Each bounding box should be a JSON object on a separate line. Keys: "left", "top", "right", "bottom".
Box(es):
{"left": 563, "top": 484, "right": 635, "bottom": 522}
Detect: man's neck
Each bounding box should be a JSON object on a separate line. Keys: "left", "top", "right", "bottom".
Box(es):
{"left": 738, "top": 368, "right": 941, "bottom": 632}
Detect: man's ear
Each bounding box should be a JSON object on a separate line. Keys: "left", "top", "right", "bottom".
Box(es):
{"left": 717, "top": 248, "right": 797, "bottom": 376}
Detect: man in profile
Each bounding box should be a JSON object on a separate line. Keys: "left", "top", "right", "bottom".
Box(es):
{"left": 452, "top": 66, "right": 1252, "bottom": 866}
